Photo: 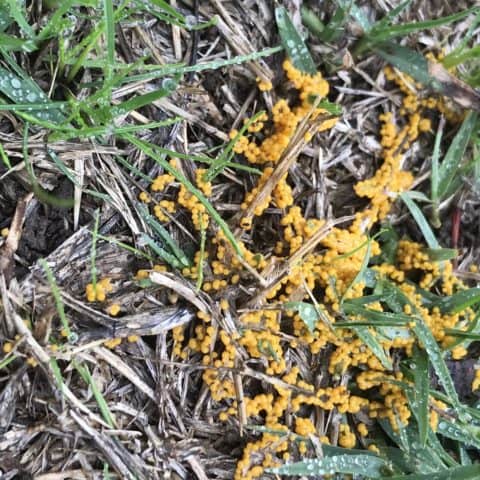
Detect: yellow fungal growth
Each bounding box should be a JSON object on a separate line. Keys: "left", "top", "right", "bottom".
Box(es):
{"left": 339, "top": 423, "right": 356, "bottom": 448}
{"left": 256, "top": 78, "right": 273, "bottom": 92}
{"left": 153, "top": 200, "right": 176, "bottom": 222}
{"left": 2, "top": 342, "right": 12, "bottom": 354}
{"left": 127, "top": 335, "right": 139, "bottom": 343}
{"left": 178, "top": 183, "right": 209, "bottom": 230}
{"left": 295, "top": 417, "right": 316, "bottom": 436}
{"left": 151, "top": 173, "right": 174, "bottom": 192}
{"left": 231, "top": 59, "right": 336, "bottom": 222}
{"left": 138, "top": 191, "right": 151, "bottom": 203}
{"left": 122, "top": 58, "right": 479, "bottom": 479}
{"left": 472, "top": 369, "right": 480, "bottom": 392}
{"left": 108, "top": 303, "right": 121, "bottom": 316}
{"left": 1, "top": 227, "right": 8, "bottom": 237}
{"left": 135, "top": 269, "right": 150, "bottom": 280}
{"left": 357, "top": 423, "right": 368, "bottom": 437}
{"left": 451, "top": 345, "right": 468, "bottom": 360}
{"left": 26, "top": 357, "right": 38, "bottom": 367}
{"left": 104, "top": 337, "right": 122, "bottom": 349}
{"left": 85, "top": 278, "right": 113, "bottom": 302}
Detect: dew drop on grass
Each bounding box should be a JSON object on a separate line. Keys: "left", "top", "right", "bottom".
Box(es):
{"left": 438, "top": 422, "right": 447, "bottom": 430}
{"left": 162, "top": 77, "right": 177, "bottom": 90}
{"left": 185, "top": 15, "right": 198, "bottom": 28}
{"left": 10, "top": 78, "right": 21, "bottom": 89}
{"left": 26, "top": 92, "right": 37, "bottom": 102}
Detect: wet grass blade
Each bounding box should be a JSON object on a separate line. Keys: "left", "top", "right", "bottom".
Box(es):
{"left": 275, "top": 6, "right": 316, "bottom": 75}
{"left": 434, "top": 287, "right": 480, "bottom": 314}
{"left": 411, "top": 345, "right": 429, "bottom": 446}
{"left": 103, "top": 0, "right": 115, "bottom": 83}
{"left": 4, "top": 0, "right": 34, "bottom": 37}
{"left": 374, "top": 42, "right": 480, "bottom": 111}
{"left": 435, "top": 420, "right": 480, "bottom": 451}
{"left": 411, "top": 317, "right": 463, "bottom": 416}
{"left": 0, "top": 67, "right": 65, "bottom": 123}
{"left": 400, "top": 192, "right": 440, "bottom": 249}
{"left": 0, "top": 5, "right": 13, "bottom": 31}
{"left": 268, "top": 454, "right": 387, "bottom": 477}
{"left": 0, "top": 32, "right": 36, "bottom": 52}
{"left": 120, "top": 46, "right": 282, "bottom": 83}
{"left": 140, "top": 234, "right": 182, "bottom": 269}
{"left": 384, "top": 464, "right": 480, "bottom": 480}
{"left": 113, "top": 79, "right": 179, "bottom": 116}
{"left": 342, "top": 303, "right": 410, "bottom": 324}
{"left": 374, "top": 42, "right": 433, "bottom": 87}
{"left": 355, "top": 327, "right": 393, "bottom": 370}
{"left": 430, "top": 117, "right": 444, "bottom": 227}
{"left": 437, "top": 112, "right": 477, "bottom": 200}
{"left": 336, "top": 0, "right": 372, "bottom": 33}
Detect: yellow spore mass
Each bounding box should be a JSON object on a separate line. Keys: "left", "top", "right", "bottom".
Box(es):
{"left": 140, "top": 60, "right": 474, "bottom": 479}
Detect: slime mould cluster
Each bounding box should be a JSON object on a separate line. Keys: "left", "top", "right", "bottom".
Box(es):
{"left": 76, "top": 60, "right": 476, "bottom": 478}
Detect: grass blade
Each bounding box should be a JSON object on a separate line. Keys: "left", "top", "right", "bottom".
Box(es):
{"left": 139, "top": 205, "right": 191, "bottom": 268}
{"left": 435, "top": 287, "right": 480, "bottom": 314}
{"left": 205, "top": 110, "right": 266, "bottom": 181}
{"left": 4, "top": 0, "right": 34, "bottom": 37}
{"left": 104, "top": 0, "right": 115, "bottom": 71}
{"left": 356, "top": 327, "right": 393, "bottom": 370}
{"left": 268, "top": 454, "right": 387, "bottom": 477}
{"left": 336, "top": 0, "right": 373, "bottom": 33}
{"left": 342, "top": 302, "right": 410, "bottom": 324}
{"left": 410, "top": 345, "right": 429, "bottom": 446}
{"left": 423, "top": 248, "right": 457, "bottom": 262}
{"left": 275, "top": 6, "right": 316, "bottom": 74}
{"left": 373, "top": 0, "right": 412, "bottom": 30}
{"left": 74, "top": 361, "right": 116, "bottom": 427}
{"left": 373, "top": 42, "right": 433, "bottom": 86}
{"left": 385, "top": 465, "right": 480, "bottom": 480}
{"left": 369, "top": 7, "right": 479, "bottom": 44}
{"left": 436, "top": 420, "right": 480, "bottom": 451}
{"left": 285, "top": 301, "right": 320, "bottom": 333}
{"left": 411, "top": 317, "right": 462, "bottom": 415}
{"left": 437, "top": 112, "right": 477, "bottom": 200}
{"left": 400, "top": 192, "right": 440, "bottom": 249}
{"left": 113, "top": 79, "right": 179, "bottom": 115}
{"left": 0, "top": 67, "right": 65, "bottom": 123}
{"left": 39, "top": 259, "right": 73, "bottom": 341}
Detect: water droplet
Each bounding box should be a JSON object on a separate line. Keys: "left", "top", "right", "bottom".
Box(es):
{"left": 11, "top": 78, "right": 21, "bottom": 89}
{"left": 26, "top": 92, "right": 37, "bottom": 102}
{"left": 162, "top": 78, "right": 177, "bottom": 90}
{"left": 185, "top": 15, "right": 198, "bottom": 28}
